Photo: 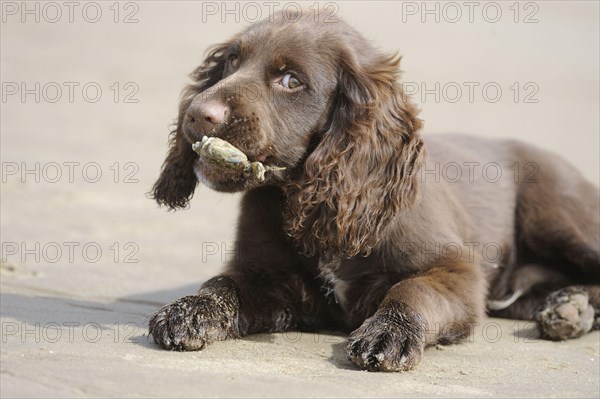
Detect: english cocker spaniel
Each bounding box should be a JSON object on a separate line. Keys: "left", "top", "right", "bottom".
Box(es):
{"left": 149, "top": 13, "right": 600, "bottom": 371}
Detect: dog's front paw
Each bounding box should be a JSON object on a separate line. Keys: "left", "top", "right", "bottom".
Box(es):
{"left": 535, "top": 287, "right": 594, "bottom": 340}
{"left": 347, "top": 303, "right": 425, "bottom": 372}
{"left": 149, "top": 279, "right": 240, "bottom": 351}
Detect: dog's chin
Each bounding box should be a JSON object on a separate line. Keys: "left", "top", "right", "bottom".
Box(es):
{"left": 193, "top": 158, "right": 259, "bottom": 193}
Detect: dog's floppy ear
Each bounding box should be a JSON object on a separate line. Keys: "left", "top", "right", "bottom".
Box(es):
{"left": 151, "top": 43, "right": 231, "bottom": 210}
{"left": 286, "top": 50, "right": 424, "bottom": 258}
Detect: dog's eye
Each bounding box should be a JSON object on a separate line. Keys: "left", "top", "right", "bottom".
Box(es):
{"left": 228, "top": 55, "right": 239, "bottom": 69}
{"left": 281, "top": 73, "right": 302, "bottom": 90}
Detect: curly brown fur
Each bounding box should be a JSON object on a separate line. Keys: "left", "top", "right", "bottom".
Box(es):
{"left": 284, "top": 51, "right": 424, "bottom": 258}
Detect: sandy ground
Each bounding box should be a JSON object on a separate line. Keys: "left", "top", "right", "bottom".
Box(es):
{"left": 1, "top": 1, "right": 599, "bottom": 398}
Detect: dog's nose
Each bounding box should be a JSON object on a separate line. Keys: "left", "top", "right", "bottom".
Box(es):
{"left": 187, "top": 99, "right": 230, "bottom": 127}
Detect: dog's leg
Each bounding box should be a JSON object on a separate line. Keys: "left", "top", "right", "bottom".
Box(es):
{"left": 516, "top": 152, "right": 600, "bottom": 282}
{"left": 347, "top": 257, "right": 485, "bottom": 371}
{"left": 149, "top": 187, "right": 340, "bottom": 351}
{"left": 513, "top": 151, "right": 600, "bottom": 339}
{"left": 148, "top": 269, "right": 336, "bottom": 351}
{"left": 493, "top": 285, "right": 600, "bottom": 340}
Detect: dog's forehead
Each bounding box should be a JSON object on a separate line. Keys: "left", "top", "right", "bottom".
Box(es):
{"left": 243, "top": 20, "right": 320, "bottom": 48}
{"left": 236, "top": 18, "right": 342, "bottom": 70}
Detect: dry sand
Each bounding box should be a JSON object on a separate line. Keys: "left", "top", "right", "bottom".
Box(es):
{"left": 1, "top": 1, "right": 599, "bottom": 397}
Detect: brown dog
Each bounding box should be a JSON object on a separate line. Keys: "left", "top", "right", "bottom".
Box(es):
{"left": 149, "top": 13, "right": 600, "bottom": 371}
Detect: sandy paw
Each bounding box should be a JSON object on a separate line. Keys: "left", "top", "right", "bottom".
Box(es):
{"left": 535, "top": 287, "right": 594, "bottom": 340}
{"left": 149, "top": 291, "right": 240, "bottom": 351}
{"left": 347, "top": 304, "right": 425, "bottom": 372}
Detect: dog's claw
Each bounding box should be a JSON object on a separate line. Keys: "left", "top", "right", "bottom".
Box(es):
{"left": 347, "top": 304, "right": 425, "bottom": 372}
{"left": 535, "top": 287, "right": 595, "bottom": 340}
{"left": 149, "top": 292, "right": 240, "bottom": 351}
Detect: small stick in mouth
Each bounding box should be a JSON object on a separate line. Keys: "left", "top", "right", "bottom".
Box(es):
{"left": 192, "top": 136, "right": 286, "bottom": 182}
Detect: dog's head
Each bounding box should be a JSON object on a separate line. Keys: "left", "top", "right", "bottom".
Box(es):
{"left": 153, "top": 12, "right": 424, "bottom": 257}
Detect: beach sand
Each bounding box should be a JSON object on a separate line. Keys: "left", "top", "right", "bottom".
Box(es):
{"left": 1, "top": 2, "right": 599, "bottom": 397}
